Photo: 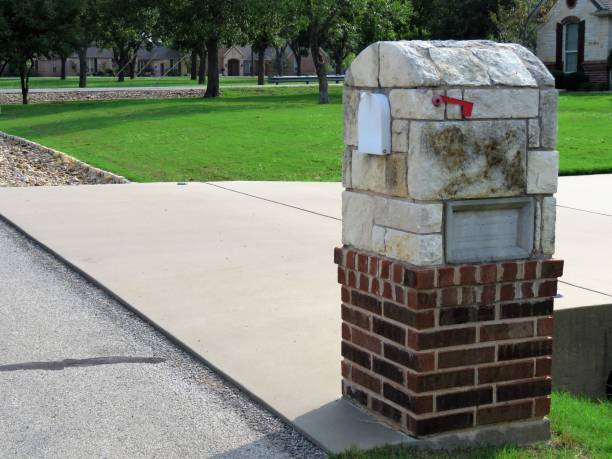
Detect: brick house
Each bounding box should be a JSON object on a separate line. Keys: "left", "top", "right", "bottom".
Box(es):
{"left": 536, "top": 0, "right": 612, "bottom": 84}
{"left": 220, "top": 45, "right": 317, "bottom": 76}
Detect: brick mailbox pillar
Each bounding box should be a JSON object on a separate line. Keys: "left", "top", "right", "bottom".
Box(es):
{"left": 335, "top": 41, "right": 563, "bottom": 442}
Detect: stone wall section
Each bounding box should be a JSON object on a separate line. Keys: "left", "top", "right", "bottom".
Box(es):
{"left": 335, "top": 246, "right": 563, "bottom": 437}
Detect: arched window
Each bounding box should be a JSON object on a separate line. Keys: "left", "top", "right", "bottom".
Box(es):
{"left": 564, "top": 22, "right": 579, "bottom": 73}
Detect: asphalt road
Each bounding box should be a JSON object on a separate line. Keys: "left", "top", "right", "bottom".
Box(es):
{"left": 0, "top": 221, "right": 326, "bottom": 458}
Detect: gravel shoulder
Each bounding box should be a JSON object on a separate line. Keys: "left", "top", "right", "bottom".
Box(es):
{"left": 0, "top": 221, "right": 325, "bottom": 458}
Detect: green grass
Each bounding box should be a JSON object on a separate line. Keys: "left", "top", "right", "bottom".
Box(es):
{"left": 332, "top": 392, "right": 611, "bottom": 459}
{"left": 0, "top": 88, "right": 610, "bottom": 181}
{"left": 0, "top": 75, "right": 258, "bottom": 89}
{"left": 0, "top": 86, "right": 344, "bottom": 182}
{"left": 557, "top": 93, "right": 612, "bottom": 175}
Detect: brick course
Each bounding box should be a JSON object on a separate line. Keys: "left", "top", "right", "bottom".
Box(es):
{"left": 336, "top": 247, "right": 563, "bottom": 438}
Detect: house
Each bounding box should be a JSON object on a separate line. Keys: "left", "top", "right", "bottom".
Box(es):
{"left": 536, "top": 0, "right": 612, "bottom": 85}
{"left": 219, "top": 45, "right": 318, "bottom": 76}
{"left": 33, "top": 46, "right": 189, "bottom": 77}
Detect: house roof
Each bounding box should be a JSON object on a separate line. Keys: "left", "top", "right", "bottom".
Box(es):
{"left": 593, "top": 0, "right": 612, "bottom": 9}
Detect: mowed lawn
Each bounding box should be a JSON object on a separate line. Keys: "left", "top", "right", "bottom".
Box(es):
{"left": 0, "top": 86, "right": 344, "bottom": 182}
{"left": 333, "top": 391, "right": 612, "bottom": 459}
{"left": 0, "top": 87, "right": 610, "bottom": 181}
{"left": 0, "top": 75, "right": 258, "bottom": 89}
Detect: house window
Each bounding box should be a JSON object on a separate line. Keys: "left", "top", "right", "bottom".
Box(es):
{"left": 564, "top": 22, "right": 579, "bottom": 73}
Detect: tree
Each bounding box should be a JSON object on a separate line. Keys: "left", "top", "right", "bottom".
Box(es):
{"left": 286, "top": 30, "right": 309, "bottom": 76}
{"left": 294, "top": 0, "right": 360, "bottom": 104}
{"left": 491, "top": 0, "right": 554, "bottom": 50}
{"left": 73, "top": 0, "right": 102, "bottom": 88}
{"left": 0, "top": 0, "right": 78, "bottom": 104}
{"left": 97, "top": 0, "right": 159, "bottom": 82}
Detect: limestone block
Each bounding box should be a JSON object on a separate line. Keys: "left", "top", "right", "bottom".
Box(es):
{"left": 372, "top": 225, "right": 387, "bottom": 253}
{"left": 540, "top": 89, "right": 558, "bottom": 149}
{"left": 446, "top": 89, "right": 463, "bottom": 120}
{"left": 499, "top": 43, "right": 555, "bottom": 87}
{"left": 541, "top": 197, "right": 556, "bottom": 255}
{"left": 408, "top": 120, "right": 527, "bottom": 200}
{"left": 351, "top": 150, "right": 407, "bottom": 197}
{"left": 384, "top": 229, "right": 443, "bottom": 266}
{"left": 345, "top": 43, "right": 379, "bottom": 88}
{"left": 343, "top": 88, "right": 359, "bottom": 147}
{"left": 527, "top": 150, "right": 559, "bottom": 194}
{"left": 392, "top": 120, "right": 410, "bottom": 153}
{"left": 463, "top": 89, "right": 539, "bottom": 119}
{"left": 379, "top": 41, "right": 441, "bottom": 88}
{"left": 534, "top": 199, "right": 541, "bottom": 253}
{"left": 375, "top": 198, "right": 443, "bottom": 234}
{"left": 473, "top": 48, "right": 537, "bottom": 87}
{"left": 528, "top": 119, "right": 541, "bottom": 148}
{"left": 342, "top": 147, "right": 352, "bottom": 188}
{"left": 429, "top": 47, "right": 491, "bottom": 86}
{"left": 390, "top": 89, "right": 445, "bottom": 120}
{"left": 342, "top": 191, "right": 376, "bottom": 250}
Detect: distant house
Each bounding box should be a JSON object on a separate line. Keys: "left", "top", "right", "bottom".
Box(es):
{"left": 536, "top": 0, "right": 612, "bottom": 84}
{"left": 34, "top": 46, "right": 188, "bottom": 77}
{"left": 219, "top": 45, "right": 318, "bottom": 76}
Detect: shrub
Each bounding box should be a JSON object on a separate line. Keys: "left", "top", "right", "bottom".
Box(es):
{"left": 551, "top": 70, "right": 565, "bottom": 89}
{"left": 564, "top": 72, "right": 589, "bottom": 91}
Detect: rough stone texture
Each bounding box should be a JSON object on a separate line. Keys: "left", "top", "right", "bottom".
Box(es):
{"left": 472, "top": 48, "right": 537, "bottom": 87}
{"left": 345, "top": 43, "right": 379, "bottom": 87}
{"left": 342, "top": 191, "right": 376, "bottom": 251}
{"left": 540, "top": 90, "right": 558, "bottom": 150}
{"left": 0, "top": 88, "right": 207, "bottom": 105}
{"left": 463, "top": 89, "right": 539, "bottom": 119}
{"left": 528, "top": 120, "right": 541, "bottom": 148}
{"left": 534, "top": 200, "right": 542, "bottom": 253}
{"left": 378, "top": 42, "right": 441, "bottom": 88}
{"left": 343, "top": 88, "right": 360, "bottom": 147}
{"left": 446, "top": 89, "right": 463, "bottom": 120}
{"left": 390, "top": 89, "right": 445, "bottom": 120}
{"left": 541, "top": 197, "right": 556, "bottom": 255}
{"left": 342, "top": 147, "right": 352, "bottom": 188}
{"left": 351, "top": 151, "right": 407, "bottom": 197}
{"left": 375, "top": 199, "right": 443, "bottom": 234}
{"left": 408, "top": 120, "right": 527, "bottom": 200}
{"left": 500, "top": 44, "right": 555, "bottom": 87}
{"left": 429, "top": 47, "right": 491, "bottom": 87}
{"left": 0, "top": 133, "right": 128, "bottom": 186}
{"left": 384, "top": 229, "right": 443, "bottom": 266}
{"left": 391, "top": 120, "right": 410, "bottom": 153}
{"left": 527, "top": 151, "right": 559, "bottom": 195}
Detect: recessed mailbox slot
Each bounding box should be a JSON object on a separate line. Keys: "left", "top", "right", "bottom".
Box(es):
{"left": 357, "top": 92, "right": 391, "bottom": 155}
{"left": 446, "top": 197, "right": 535, "bottom": 264}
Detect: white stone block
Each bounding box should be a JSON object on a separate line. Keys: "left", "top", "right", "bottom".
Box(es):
{"left": 351, "top": 150, "right": 407, "bottom": 197}
{"left": 372, "top": 225, "right": 387, "bottom": 253}
{"left": 379, "top": 41, "right": 441, "bottom": 88}
{"left": 345, "top": 43, "right": 379, "bottom": 87}
{"left": 342, "top": 147, "right": 352, "bottom": 188}
{"left": 528, "top": 119, "right": 541, "bottom": 148}
{"left": 446, "top": 89, "right": 463, "bottom": 120}
{"left": 464, "top": 89, "right": 539, "bottom": 119}
{"left": 389, "top": 89, "right": 445, "bottom": 120}
{"left": 540, "top": 89, "right": 558, "bottom": 149}
{"left": 408, "top": 120, "right": 527, "bottom": 200}
{"left": 391, "top": 120, "right": 410, "bottom": 153}
{"left": 473, "top": 47, "right": 537, "bottom": 87}
{"left": 541, "top": 197, "right": 556, "bottom": 255}
{"left": 342, "top": 191, "right": 377, "bottom": 250}
{"left": 375, "top": 198, "right": 443, "bottom": 234}
{"left": 384, "top": 229, "right": 443, "bottom": 266}
{"left": 343, "top": 88, "right": 359, "bottom": 147}
{"left": 500, "top": 43, "right": 555, "bottom": 87}
{"left": 527, "top": 150, "right": 559, "bottom": 194}
{"left": 429, "top": 47, "right": 490, "bottom": 86}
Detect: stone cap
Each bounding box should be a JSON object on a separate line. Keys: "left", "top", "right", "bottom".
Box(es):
{"left": 346, "top": 40, "right": 554, "bottom": 89}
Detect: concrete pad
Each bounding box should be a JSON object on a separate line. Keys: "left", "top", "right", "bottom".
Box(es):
{"left": 0, "top": 179, "right": 610, "bottom": 452}
{"left": 557, "top": 174, "right": 612, "bottom": 215}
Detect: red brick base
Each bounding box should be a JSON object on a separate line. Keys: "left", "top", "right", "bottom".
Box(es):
{"left": 334, "top": 246, "right": 563, "bottom": 438}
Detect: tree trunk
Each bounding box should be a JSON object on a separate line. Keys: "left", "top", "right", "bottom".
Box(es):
{"left": 334, "top": 56, "right": 342, "bottom": 76}
{"left": 129, "top": 58, "right": 136, "bottom": 79}
{"left": 19, "top": 63, "right": 30, "bottom": 105}
{"left": 190, "top": 48, "right": 197, "bottom": 80}
{"left": 275, "top": 49, "right": 282, "bottom": 76}
{"left": 0, "top": 60, "right": 9, "bottom": 76}
{"left": 311, "top": 45, "right": 329, "bottom": 104}
{"left": 78, "top": 48, "right": 87, "bottom": 88}
{"left": 198, "top": 47, "right": 206, "bottom": 85}
{"left": 257, "top": 49, "right": 265, "bottom": 85}
{"left": 60, "top": 56, "right": 67, "bottom": 80}
{"left": 204, "top": 37, "right": 219, "bottom": 98}
{"left": 295, "top": 54, "right": 302, "bottom": 76}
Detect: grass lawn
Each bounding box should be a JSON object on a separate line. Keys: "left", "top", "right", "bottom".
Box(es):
{"left": 0, "top": 75, "right": 258, "bottom": 89}
{"left": 0, "top": 87, "right": 610, "bottom": 181}
{"left": 332, "top": 391, "right": 612, "bottom": 459}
